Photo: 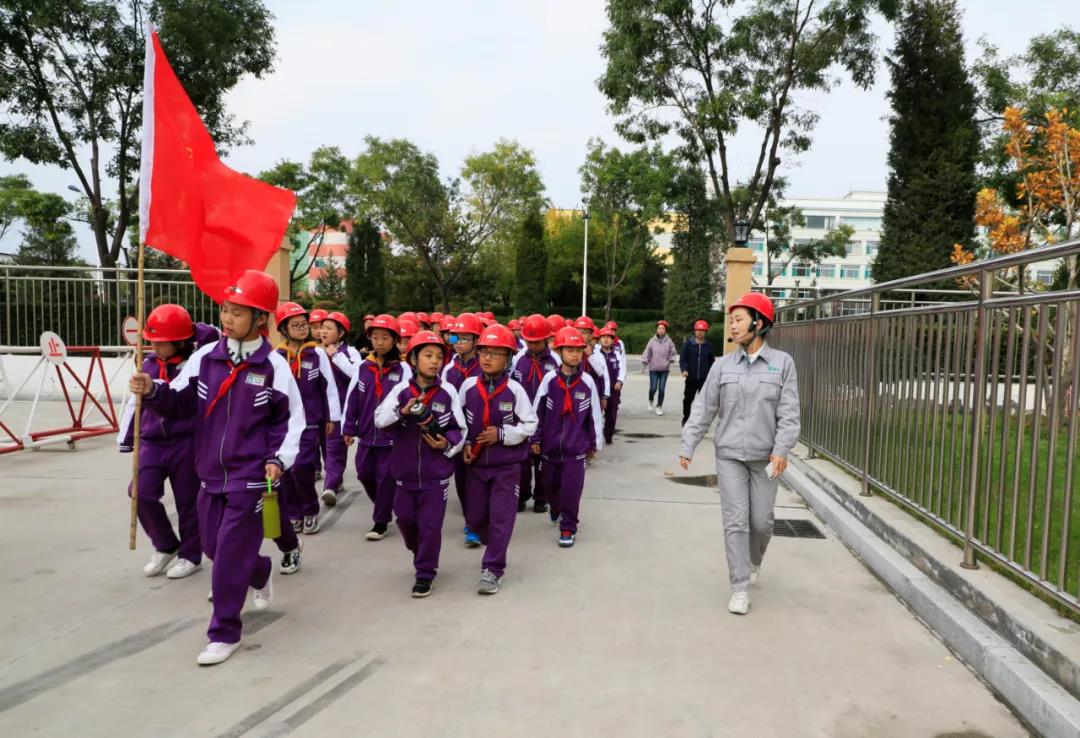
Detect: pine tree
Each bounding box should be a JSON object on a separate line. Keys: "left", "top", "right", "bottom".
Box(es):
{"left": 315, "top": 253, "right": 346, "bottom": 305}
{"left": 512, "top": 209, "right": 548, "bottom": 314}
{"left": 345, "top": 217, "right": 387, "bottom": 319}
{"left": 664, "top": 172, "right": 715, "bottom": 344}
{"left": 873, "top": 0, "right": 979, "bottom": 284}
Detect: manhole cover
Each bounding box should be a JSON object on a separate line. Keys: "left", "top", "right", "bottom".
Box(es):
{"left": 622, "top": 432, "right": 664, "bottom": 439}
{"left": 773, "top": 519, "right": 825, "bottom": 539}
{"left": 668, "top": 475, "right": 717, "bottom": 487}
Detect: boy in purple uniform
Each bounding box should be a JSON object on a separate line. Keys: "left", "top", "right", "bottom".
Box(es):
{"left": 596, "top": 326, "right": 627, "bottom": 445}
{"left": 441, "top": 312, "right": 483, "bottom": 547}
{"left": 275, "top": 302, "right": 341, "bottom": 538}
{"left": 460, "top": 324, "right": 538, "bottom": 594}
{"left": 531, "top": 327, "right": 605, "bottom": 548}
{"left": 118, "top": 304, "right": 219, "bottom": 580}
{"left": 509, "top": 314, "right": 560, "bottom": 513}
{"left": 340, "top": 314, "right": 412, "bottom": 541}
{"left": 374, "top": 330, "right": 466, "bottom": 598}
{"left": 129, "top": 270, "right": 305, "bottom": 666}
{"left": 319, "top": 311, "right": 360, "bottom": 507}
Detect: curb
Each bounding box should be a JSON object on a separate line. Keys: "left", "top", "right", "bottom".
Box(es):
{"left": 784, "top": 458, "right": 1080, "bottom": 738}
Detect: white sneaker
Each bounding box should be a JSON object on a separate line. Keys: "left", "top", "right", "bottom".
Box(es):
{"left": 166, "top": 558, "right": 201, "bottom": 580}
{"left": 647, "top": 401, "right": 654, "bottom": 411}
{"left": 143, "top": 550, "right": 177, "bottom": 577}
{"left": 196, "top": 641, "right": 239, "bottom": 666}
{"left": 321, "top": 489, "right": 338, "bottom": 507}
{"left": 303, "top": 514, "right": 320, "bottom": 535}
{"left": 728, "top": 591, "right": 750, "bottom": 615}
{"left": 750, "top": 565, "right": 760, "bottom": 586}
{"left": 253, "top": 571, "right": 273, "bottom": 611}
{"left": 655, "top": 407, "right": 664, "bottom": 416}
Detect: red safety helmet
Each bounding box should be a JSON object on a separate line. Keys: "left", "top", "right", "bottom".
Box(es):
{"left": 729, "top": 292, "right": 775, "bottom": 324}
{"left": 367, "top": 314, "right": 401, "bottom": 338}
{"left": 363, "top": 314, "right": 376, "bottom": 322}
{"left": 309, "top": 308, "right": 329, "bottom": 324}
{"left": 325, "top": 311, "right": 351, "bottom": 333}
{"left": 222, "top": 270, "right": 279, "bottom": 313}
{"left": 431, "top": 311, "right": 445, "bottom": 323}
{"left": 521, "top": 314, "right": 551, "bottom": 342}
{"left": 563, "top": 318, "right": 575, "bottom": 328}
{"left": 398, "top": 317, "right": 419, "bottom": 340}
{"left": 574, "top": 316, "right": 596, "bottom": 332}
{"left": 416, "top": 311, "right": 431, "bottom": 325}
{"left": 143, "top": 304, "right": 194, "bottom": 342}
{"left": 554, "top": 326, "right": 587, "bottom": 349}
{"left": 596, "top": 326, "right": 616, "bottom": 338}
{"left": 546, "top": 315, "right": 564, "bottom": 335}
{"left": 605, "top": 321, "right": 619, "bottom": 332}
{"left": 479, "top": 316, "right": 494, "bottom": 328}
{"left": 407, "top": 330, "right": 450, "bottom": 363}
{"left": 477, "top": 324, "right": 518, "bottom": 352}
{"left": 694, "top": 320, "right": 710, "bottom": 332}
{"left": 453, "top": 312, "right": 483, "bottom": 336}
{"left": 398, "top": 311, "right": 418, "bottom": 324}
{"left": 507, "top": 319, "right": 522, "bottom": 331}
{"left": 478, "top": 311, "right": 495, "bottom": 321}
{"left": 440, "top": 315, "right": 455, "bottom": 331}
{"left": 275, "top": 301, "right": 308, "bottom": 329}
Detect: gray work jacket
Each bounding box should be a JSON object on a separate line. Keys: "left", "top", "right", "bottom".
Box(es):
{"left": 679, "top": 343, "right": 800, "bottom": 462}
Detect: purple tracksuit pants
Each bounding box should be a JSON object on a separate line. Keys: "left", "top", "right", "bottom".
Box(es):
{"left": 282, "top": 427, "right": 320, "bottom": 520}
{"left": 355, "top": 444, "right": 395, "bottom": 525}
{"left": 323, "top": 426, "right": 348, "bottom": 492}
{"left": 541, "top": 456, "right": 588, "bottom": 533}
{"left": 519, "top": 454, "right": 544, "bottom": 504}
{"left": 454, "top": 456, "right": 469, "bottom": 519}
{"left": 129, "top": 439, "right": 201, "bottom": 564}
{"left": 603, "top": 387, "right": 621, "bottom": 445}
{"left": 394, "top": 478, "right": 450, "bottom": 580}
{"left": 465, "top": 464, "right": 521, "bottom": 576}
{"left": 197, "top": 489, "right": 272, "bottom": 644}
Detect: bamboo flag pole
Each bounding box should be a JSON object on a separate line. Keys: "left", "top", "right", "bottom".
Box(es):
{"left": 129, "top": 240, "right": 147, "bottom": 550}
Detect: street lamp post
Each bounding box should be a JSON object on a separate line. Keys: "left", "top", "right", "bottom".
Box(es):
{"left": 733, "top": 217, "right": 750, "bottom": 248}
{"left": 581, "top": 202, "right": 590, "bottom": 317}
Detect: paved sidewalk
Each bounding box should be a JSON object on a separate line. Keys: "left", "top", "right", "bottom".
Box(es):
{"left": 0, "top": 374, "right": 1028, "bottom": 737}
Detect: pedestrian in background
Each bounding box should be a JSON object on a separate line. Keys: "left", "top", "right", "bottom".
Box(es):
{"left": 641, "top": 319, "right": 677, "bottom": 416}
{"left": 680, "top": 320, "right": 716, "bottom": 426}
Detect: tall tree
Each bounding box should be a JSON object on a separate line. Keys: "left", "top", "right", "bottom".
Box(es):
{"left": 599, "top": 0, "right": 895, "bottom": 252}
{"left": 345, "top": 217, "right": 387, "bottom": 319}
{"left": 764, "top": 206, "right": 853, "bottom": 285}
{"left": 259, "top": 146, "right": 356, "bottom": 289}
{"left": 0, "top": 0, "right": 278, "bottom": 271}
{"left": 664, "top": 170, "right": 715, "bottom": 340}
{"left": 873, "top": 0, "right": 978, "bottom": 283}
{"left": 512, "top": 209, "right": 548, "bottom": 314}
{"left": 0, "top": 173, "right": 33, "bottom": 242}
{"left": 579, "top": 139, "right": 674, "bottom": 320}
{"left": 10, "top": 187, "right": 82, "bottom": 266}
{"left": 314, "top": 253, "right": 345, "bottom": 306}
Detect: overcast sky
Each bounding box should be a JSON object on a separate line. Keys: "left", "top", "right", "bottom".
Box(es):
{"left": 3, "top": 0, "right": 1076, "bottom": 262}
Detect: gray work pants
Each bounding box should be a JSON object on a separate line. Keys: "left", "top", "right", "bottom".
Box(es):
{"left": 715, "top": 458, "right": 779, "bottom": 592}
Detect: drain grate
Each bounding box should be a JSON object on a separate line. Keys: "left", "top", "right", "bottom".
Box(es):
{"left": 621, "top": 432, "right": 664, "bottom": 439}
{"left": 773, "top": 519, "right": 826, "bottom": 539}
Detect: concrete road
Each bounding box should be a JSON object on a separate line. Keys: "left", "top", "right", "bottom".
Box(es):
{"left": 0, "top": 374, "right": 1028, "bottom": 737}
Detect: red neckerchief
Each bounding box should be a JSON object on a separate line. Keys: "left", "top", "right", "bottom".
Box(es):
{"left": 556, "top": 371, "right": 582, "bottom": 416}
{"left": 154, "top": 356, "right": 182, "bottom": 380}
{"left": 205, "top": 362, "right": 249, "bottom": 418}
{"left": 475, "top": 375, "right": 509, "bottom": 428}
{"left": 365, "top": 357, "right": 397, "bottom": 399}
{"left": 455, "top": 355, "right": 480, "bottom": 379}
{"left": 278, "top": 341, "right": 319, "bottom": 378}
{"left": 525, "top": 352, "right": 546, "bottom": 384}
{"left": 408, "top": 380, "right": 439, "bottom": 408}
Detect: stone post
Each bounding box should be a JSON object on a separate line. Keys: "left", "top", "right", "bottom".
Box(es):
{"left": 265, "top": 236, "right": 293, "bottom": 345}
{"left": 723, "top": 247, "right": 757, "bottom": 354}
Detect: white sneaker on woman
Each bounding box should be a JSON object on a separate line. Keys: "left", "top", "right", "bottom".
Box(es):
{"left": 655, "top": 407, "right": 664, "bottom": 416}
{"left": 647, "top": 401, "right": 654, "bottom": 411}
{"left": 728, "top": 591, "right": 750, "bottom": 615}
{"left": 750, "top": 565, "right": 760, "bottom": 586}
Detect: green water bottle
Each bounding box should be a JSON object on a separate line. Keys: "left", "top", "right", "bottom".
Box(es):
{"left": 262, "top": 478, "right": 281, "bottom": 539}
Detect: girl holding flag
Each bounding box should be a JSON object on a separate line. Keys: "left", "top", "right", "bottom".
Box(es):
{"left": 339, "top": 314, "right": 412, "bottom": 541}
{"left": 374, "top": 331, "right": 466, "bottom": 597}
{"left": 459, "top": 324, "right": 538, "bottom": 594}
{"left": 129, "top": 270, "right": 305, "bottom": 666}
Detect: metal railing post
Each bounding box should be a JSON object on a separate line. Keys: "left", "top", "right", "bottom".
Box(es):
{"left": 3, "top": 266, "right": 10, "bottom": 344}
{"left": 860, "top": 294, "right": 880, "bottom": 495}
{"left": 807, "top": 301, "right": 820, "bottom": 459}
{"left": 961, "top": 269, "right": 992, "bottom": 570}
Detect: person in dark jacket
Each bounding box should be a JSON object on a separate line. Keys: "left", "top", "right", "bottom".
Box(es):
{"left": 680, "top": 320, "right": 717, "bottom": 425}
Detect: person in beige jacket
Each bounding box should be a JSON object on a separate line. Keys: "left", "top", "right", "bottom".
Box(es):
{"left": 679, "top": 293, "right": 800, "bottom": 616}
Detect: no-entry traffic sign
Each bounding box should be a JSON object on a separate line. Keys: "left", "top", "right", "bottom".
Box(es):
{"left": 122, "top": 316, "right": 140, "bottom": 346}
{"left": 39, "top": 331, "right": 68, "bottom": 365}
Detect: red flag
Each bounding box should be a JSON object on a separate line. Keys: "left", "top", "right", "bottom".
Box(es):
{"left": 139, "top": 28, "right": 296, "bottom": 302}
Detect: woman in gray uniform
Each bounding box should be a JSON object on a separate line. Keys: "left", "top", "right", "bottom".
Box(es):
{"left": 678, "top": 292, "right": 800, "bottom": 616}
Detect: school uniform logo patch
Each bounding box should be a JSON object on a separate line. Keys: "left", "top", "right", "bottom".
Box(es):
{"left": 498, "top": 401, "right": 514, "bottom": 412}
{"left": 389, "top": 371, "right": 401, "bottom": 381}
{"left": 245, "top": 373, "right": 267, "bottom": 387}
{"left": 574, "top": 391, "right": 587, "bottom": 400}
{"left": 432, "top": 402, "right": 446, "bottom": 413}
{"left": 301, "top": 360, "right": 314, "bottom": 369}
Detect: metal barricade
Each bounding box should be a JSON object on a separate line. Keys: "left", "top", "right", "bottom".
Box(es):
{"left": 773, "top": 241, "right": 1080, "bottom": 615}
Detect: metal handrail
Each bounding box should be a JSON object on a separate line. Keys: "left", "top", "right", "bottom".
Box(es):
{"left": 775, "top": 239, "right": 1079, "bottom": 314}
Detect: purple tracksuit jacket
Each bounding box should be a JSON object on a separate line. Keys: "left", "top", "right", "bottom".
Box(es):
{"left": 531, "top": 368, "right": 605, "bottom": 460}
{"left": 600, "top": 347, "right": 627, "bottom": 388}
{"left": 441, "top": 354, "right": 481, "bottom": 390}
{"left": 341, "top": 357, "right": 413, "bottom": 447}
{"left": 458, "top": 375, "right": 538, "bottom": 466}
{"left": 373, "top": 378, "right": 467, "bottom": 482}
{"left": 275, "top": 343, "right": 341, "bottom": 429}
{"left": 143, "top": 336, "right": 306, "bottom": 491}
{"left": 327, "top": 345, "right": 362, "bottom": 417}
{"left": 510, "top": 348, "right": 560, "bottom": 402}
